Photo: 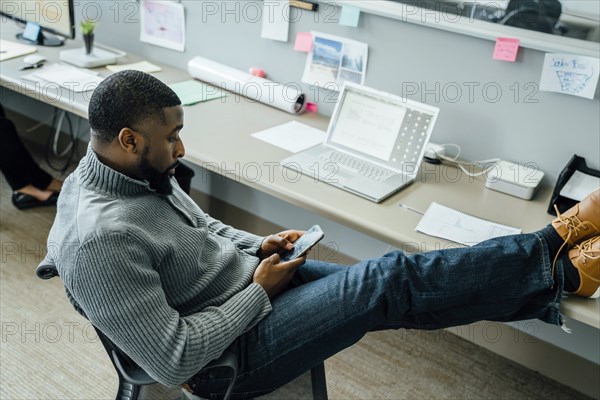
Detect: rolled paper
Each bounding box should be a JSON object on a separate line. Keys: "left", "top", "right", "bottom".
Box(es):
{"left": 188, "top": 56, "right": 306, "bottom": 114}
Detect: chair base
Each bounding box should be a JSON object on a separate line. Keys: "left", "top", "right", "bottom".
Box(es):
{"left": 117, "top": 380, "right": 143, "bottom": 400}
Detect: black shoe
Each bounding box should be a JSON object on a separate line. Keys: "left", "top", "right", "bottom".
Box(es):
{"left": 11, "top": 192, "right": 59, "bottom": 210}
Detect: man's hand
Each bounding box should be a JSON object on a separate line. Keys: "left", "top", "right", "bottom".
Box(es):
{"left": 257, "top": 230, "right": 304, "bottom": 260}
{"left": 253, "top": 253, "right": 306, "bottom": 299}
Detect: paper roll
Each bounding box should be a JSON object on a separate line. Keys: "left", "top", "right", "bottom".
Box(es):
{"left": 188, "top": 56, "right": 305, "bottom": 114}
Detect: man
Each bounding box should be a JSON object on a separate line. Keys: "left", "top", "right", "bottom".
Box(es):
{"left": 45, "top": 70, "right": 599, "bottom": 398}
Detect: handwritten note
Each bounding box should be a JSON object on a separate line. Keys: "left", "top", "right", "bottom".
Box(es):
{"left": 493, "top": 38, "right": 520, "bottom": 62}
{"left": 539, "top": 53, "right": 600, "bottom": 99}
{"left": 294, "top": 32, "right": 313, "bottom": 52}
{"left": 339, "top": 5, "right": 361, "bottom": 27}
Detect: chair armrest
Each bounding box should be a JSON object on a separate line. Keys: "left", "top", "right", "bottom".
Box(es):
{"left": 111, "top": 349, "right": 157, "bottom": 385}
{"left": 202, "top": 351, "right": 239, "bottom": 400}
{"left": 36, "top": 263, "right": 59, "bottom": 279}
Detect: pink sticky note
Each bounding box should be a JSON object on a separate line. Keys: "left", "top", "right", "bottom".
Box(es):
{"left": 294, "top": 32, "right": 313, "bottom": 52}
{"left": 493, "top": 38, "right": 520, "bottom": 62}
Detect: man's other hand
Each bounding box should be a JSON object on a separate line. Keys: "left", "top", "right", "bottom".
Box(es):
{"left": 253, "top": 253, "right": 306, "bottom": 299}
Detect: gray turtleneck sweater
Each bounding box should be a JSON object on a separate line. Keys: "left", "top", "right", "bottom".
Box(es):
{"left": 45, "top": 146, "right": 272, "bottom": 386}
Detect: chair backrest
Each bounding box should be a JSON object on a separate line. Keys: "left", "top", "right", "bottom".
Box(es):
{"left": 35, "top": 261, "right": 157, "bottom": 386}
{"left": 35, "top": 261, "right": 240, "bottom": 400}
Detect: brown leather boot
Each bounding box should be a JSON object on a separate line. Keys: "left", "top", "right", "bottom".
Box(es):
{"left": 552, "top": 189, "right": 600, "bottom": 246}
{"left": 568, "top": 236, "right": 600, "bottom": 297}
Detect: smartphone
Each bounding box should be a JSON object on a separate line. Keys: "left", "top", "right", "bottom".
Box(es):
{"left": 280, "top": 225, "right": 325, "bottom": 262}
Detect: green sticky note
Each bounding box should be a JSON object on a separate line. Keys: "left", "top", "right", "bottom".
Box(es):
{"left": 339, "top": 5, "right": 360, "bottom": 27}
{"left": 168, "top": 80, "right": 228, "bottom": 106}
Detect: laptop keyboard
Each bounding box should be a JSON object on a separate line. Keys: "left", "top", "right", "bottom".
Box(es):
{"left": 319, "top": 151, "right": 395, "bottom": 182}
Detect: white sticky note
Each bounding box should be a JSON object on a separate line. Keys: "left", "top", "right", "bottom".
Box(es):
{"left": 261, "top": 0, "right": 290, "bottom": 42}
{"left": 539, "top": 53, "right": 600, "bottom": 99}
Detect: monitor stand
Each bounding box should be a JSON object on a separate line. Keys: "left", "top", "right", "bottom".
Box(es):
{"left": 16, "top": 22, "right": 64, "bottom": 47}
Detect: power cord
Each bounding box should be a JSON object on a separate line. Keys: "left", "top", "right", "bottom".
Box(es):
{"left": 428, "top": 143, "right": 500, "bottom": 178}
{"left": 44, "top": 108, "right": 79, "bottom": 173}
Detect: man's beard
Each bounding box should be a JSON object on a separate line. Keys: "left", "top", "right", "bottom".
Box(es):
{"left": 139, "top": 155, "right": 179, "bottom": 196}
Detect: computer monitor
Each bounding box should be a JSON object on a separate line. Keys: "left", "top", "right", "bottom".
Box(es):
{"left": 0, "top": 0, "right": 75, "bottom": 46}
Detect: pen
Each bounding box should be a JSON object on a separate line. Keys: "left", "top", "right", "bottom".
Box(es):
{"left": 20, "top": 62, "right": 44, "bottom": 71}
{"left": 398, "top": 203, "right": 424, "bottom": 215}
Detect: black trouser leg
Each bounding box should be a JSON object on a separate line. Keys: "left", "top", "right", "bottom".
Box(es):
{"left": 0, "top": 112, "right": 53, "bottom": 191}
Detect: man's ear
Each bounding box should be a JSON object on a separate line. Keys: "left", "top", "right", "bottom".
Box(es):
{"left": 117, "top": 128, "right": 141, "bottom": 154}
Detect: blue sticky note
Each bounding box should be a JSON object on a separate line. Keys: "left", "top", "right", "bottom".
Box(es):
{"left": 339, "top": 5, "right": 360, "bottom": 27}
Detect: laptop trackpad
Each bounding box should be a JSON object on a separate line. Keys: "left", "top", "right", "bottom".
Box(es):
{"left": 343, "top": 176, "right": 389, "bottom": 199}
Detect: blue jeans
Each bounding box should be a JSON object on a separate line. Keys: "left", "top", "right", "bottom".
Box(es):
{"left": 189, "top": 232, "right": 565, "bottom": 399}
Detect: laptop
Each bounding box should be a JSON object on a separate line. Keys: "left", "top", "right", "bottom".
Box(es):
{"left": 281, "top": 82, "right": 440, "bottom": 203}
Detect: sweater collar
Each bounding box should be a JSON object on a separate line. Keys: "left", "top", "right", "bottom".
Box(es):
{"left": 79, "top": 145, "right": 152, "bottom": 197}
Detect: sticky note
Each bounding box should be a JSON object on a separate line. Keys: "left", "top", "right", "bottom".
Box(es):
{"left": 168, "top": 80, "right": 228, "bottom": 106}
{"left": 339, "top": 5, "right": 360, "bottom": 27}
{"left": 294, "top": 32, "right": 313, "bottom": 52}
{"left": 493, "top": 38, "right": 520, "bottom": 62}
{"left": 261, "top": 0, "right": 290, "bottom": 42}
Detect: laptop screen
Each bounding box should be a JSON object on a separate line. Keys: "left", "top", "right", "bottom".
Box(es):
{"left": 327, "top": 84, "right": 439, "bottom": 171}
{"left": 329, "top": 89, "right": 405, "bottom": 161}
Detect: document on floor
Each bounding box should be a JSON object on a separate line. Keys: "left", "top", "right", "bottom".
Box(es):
{"left": 415, "top": 202, "right": 521, "bottom": 246}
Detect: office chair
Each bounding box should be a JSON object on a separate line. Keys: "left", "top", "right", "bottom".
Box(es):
{"left": 36, "top": 262, "right": 328, "bottom": 400}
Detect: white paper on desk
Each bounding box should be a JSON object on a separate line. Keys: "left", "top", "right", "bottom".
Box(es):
{"left": 25, "top": 64, "right": 104, "bottom": 92}
{"left": 416, "top": 202, "right": 521, "bottom": 246}
{"left": 539, "top": 53, "right": 600, "bottom": 99}
{"left": 252, "top": 121, "right": 325, "bottom": 153}
{"left": 0, "top": 39, "right": 37, "bottom": 61}
{"left": 560, "top": 170, "right": 600, "bottom": 201}
{"left": 261, "top": 0, "right": 290, "bottom": 42}
{"left": 106, "top": 61, "right": 162, "bottom": 73}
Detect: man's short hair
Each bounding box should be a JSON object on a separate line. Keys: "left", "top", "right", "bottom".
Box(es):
{"left": 88, "top": 70, "right": 181, "bottom": 143}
